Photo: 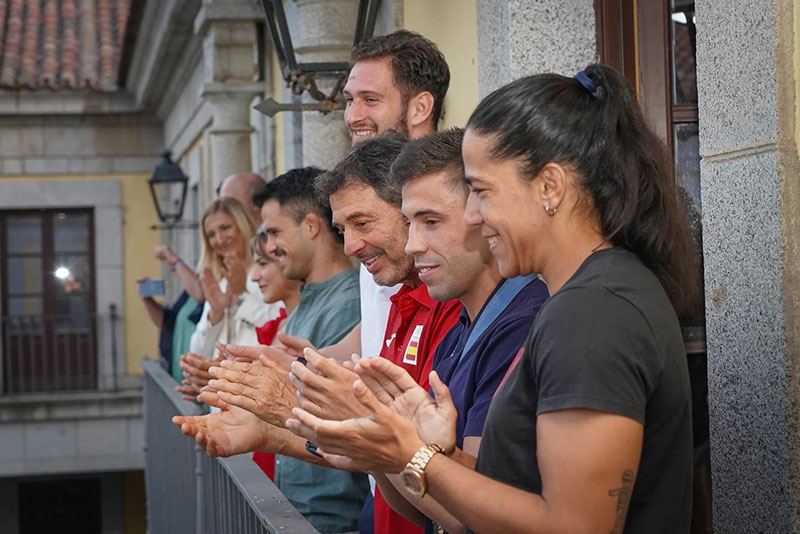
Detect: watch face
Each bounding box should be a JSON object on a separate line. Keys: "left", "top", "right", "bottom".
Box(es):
{"left": 403, "top": 469, "right": 424, "bottom": 496}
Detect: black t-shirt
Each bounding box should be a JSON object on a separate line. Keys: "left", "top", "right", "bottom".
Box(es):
{"left": 474, "top": 248, "right": 692, "bottom": 533}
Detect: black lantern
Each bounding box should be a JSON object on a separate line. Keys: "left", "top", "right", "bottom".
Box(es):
{"left": 148, "top": 150, "right": 188, "bottom": 227}
{"left": 255, "top": 0, "right": 381, "bottom": 116}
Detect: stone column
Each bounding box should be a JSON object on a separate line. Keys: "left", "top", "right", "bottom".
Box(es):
{"left": 202, "top": 81, "right": 263, "bottom": 187}
{"left": 195, "top": 0, "right": 266, "bottom": 188}
{"left": 475, "top": 0, "right": 595, "bottom": 97}
{"left": 287, "top": 0, "right": 359, "bottom": 169}
{"left": 695, "top": 0, "right": 800, "bottom": 531}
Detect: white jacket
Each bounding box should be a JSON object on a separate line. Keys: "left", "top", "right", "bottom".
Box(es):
{"left": 189, "top": 273, "right": 282, "bottom": 359}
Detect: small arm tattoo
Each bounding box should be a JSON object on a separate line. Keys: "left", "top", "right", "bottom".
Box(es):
{"left": 608, "top": 469, "right": 635, "bottom": 534}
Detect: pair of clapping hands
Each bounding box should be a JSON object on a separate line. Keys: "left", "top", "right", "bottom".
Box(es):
{"left": 176, "top": 339, "right": 295, "bottom": 420}
{"left": 174, "top": 337, "right": 459, "bottom": 475}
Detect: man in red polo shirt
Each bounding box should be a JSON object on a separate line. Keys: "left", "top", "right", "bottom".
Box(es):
{"left": 314, "top": 131, "right": 461, "bottom": 534}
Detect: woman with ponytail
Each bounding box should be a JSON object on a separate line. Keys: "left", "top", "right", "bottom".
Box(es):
{"left": 287, "top": 64, "right": 694, "bottom": 534}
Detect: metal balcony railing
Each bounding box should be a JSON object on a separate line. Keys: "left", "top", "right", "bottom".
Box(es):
{"left": 1, "top": 306, "right": 122, "bottom": 395}
{"left": 142, "top": 358, "right": 318, "bottom": 534}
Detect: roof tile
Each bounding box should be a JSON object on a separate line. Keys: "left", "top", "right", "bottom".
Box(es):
{"left": 0, "top": 0, "right": 132, "bottom": 92}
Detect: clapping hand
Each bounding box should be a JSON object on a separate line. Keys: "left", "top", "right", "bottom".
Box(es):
{"left": 288, "top": 347, "right": 371, "bottom": 422}
{"left": 356, "top": 358, "right": 458, "bottom": 453}
{"left": 207, "top": 358, "right": 298, "bottom": 428}
{"left": 199, "top": 267, "right": 228, "bottom": 324}
{"left": 176, "top": 352, "right": 223, "bottom": 401}
{"left": 223, "top": 254, "right": 247, "bottom": 297}
{"left": 173, "top": 390, "right": 289, "bottom": 457}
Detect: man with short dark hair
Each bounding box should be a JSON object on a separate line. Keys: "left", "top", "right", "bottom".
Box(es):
{"left": 381, "top": 129, "right": 548, "bottom": 532}
{"left": 314, "top": 133, "right": 462, "bottom": 534}
{"left": 252, "top": 167, "right": 367, "bottom": 534}
{"left": 316, "top": 133, "right": 462, "bottom": 391}
{"left": 253, "top": 167, "right": 345, "bottom": 282}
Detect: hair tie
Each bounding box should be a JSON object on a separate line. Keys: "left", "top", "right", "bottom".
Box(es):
{"left": 574, "top": 70, "right": 597, "bottom": 95}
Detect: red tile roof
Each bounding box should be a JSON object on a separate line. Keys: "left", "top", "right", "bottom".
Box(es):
{"left": 0, "top": 0, "right": 132, "bottom": 92}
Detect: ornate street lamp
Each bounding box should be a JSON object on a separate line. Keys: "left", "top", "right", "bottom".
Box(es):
{"left": 148, "top": 150, "right": 189, "bottom": 228}
{"left": 254, "top": 0, "right": 382, "bottom": 116}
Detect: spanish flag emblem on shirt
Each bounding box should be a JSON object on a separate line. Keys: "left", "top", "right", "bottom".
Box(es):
{"left": 403, "top": 324, "right": 424, "bottom": 365}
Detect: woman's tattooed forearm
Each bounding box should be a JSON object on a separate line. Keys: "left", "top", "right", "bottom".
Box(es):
{"left": 608, "top": 469, "right": 635, "bottom": 534}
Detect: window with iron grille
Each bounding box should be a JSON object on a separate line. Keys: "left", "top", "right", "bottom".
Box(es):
{"left": 0, "top": 209, "right": 97, "bottom": 394}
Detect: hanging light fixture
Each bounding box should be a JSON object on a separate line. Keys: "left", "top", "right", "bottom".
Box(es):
{"left": 148, "top": 150, "right": 189, "bottom": 228}
{"left": 254, "top": 0, "right": 382, "bottom": 116}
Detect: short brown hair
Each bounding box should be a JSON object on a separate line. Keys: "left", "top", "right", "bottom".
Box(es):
{"left": 390, "top": 128, "right": 465, "bottom": 194}
{"left": 350, "top": 30, "right": 450, "bottom": 126}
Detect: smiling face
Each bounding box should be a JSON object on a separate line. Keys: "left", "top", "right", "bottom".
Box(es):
{"left": 203, "top": 210, "right": 247, "bottom": 261}
{"left": 402, "top": 171, "right": 494, "bottom": 305}
{"left": 344, "top": 58, "right": 410, "bottom": 145}
{"left": 462, "top": 129, "right": 542, "bottom": 278}
{"left": 330, "top": 182, "right": 417, "bottom": 287}
{"left": 260, "top": 199, "right": 315, "bottom": 281}
{"left": 250, "top": 249, "right": 301, "bottom": 304}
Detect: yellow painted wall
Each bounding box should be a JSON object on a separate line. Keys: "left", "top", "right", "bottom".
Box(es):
{"left": 0, "top": 173, "right": 161, "bottom": 375}
{"left": 122, "top": 175, "right": 163, "bottom": 373}
{"left": 404, "top": 0, "right": 480, "bottom": 129}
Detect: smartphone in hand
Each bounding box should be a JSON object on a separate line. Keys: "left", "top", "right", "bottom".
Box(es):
{"left": 139, "top": 278, "right": 165, "bottom": 297}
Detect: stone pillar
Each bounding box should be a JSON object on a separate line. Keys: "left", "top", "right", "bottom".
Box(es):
{"left": 695, "top": 0, "right": 800, "bottom": 531}
{"left": 203, "top": 81, "right": 263, "bottom": 187}
{"left": 475, "top": 0, "right": 595, "bottom": 98}
{"left": 287, "top": 0, "right": 359, "bottom": 169}
{"left": 195, "top": 0, "right": 266, "bottom": 188}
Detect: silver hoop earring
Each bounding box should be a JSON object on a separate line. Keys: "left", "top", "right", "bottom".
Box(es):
{"left": 545, "top": 203, "right": 557, "bottom": 217}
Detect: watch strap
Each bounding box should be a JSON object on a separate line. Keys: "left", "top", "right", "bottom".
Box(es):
{"left": 404, "top": 442, "right": 445, "bottom": 497}
{"left": 407, "top": 443, "right": 445, "bottom": 473}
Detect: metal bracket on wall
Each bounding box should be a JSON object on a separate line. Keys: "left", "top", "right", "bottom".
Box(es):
{"left": 150, "top": 221, "right": 199, "bottom": 231}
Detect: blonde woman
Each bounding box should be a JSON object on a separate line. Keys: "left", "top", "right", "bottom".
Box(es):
{"left": 188, "top": 197, "right": 282, "bottom": 359}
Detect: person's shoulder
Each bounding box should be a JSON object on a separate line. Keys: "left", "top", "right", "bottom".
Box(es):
{"left": 324, "top": 268, "right": 360, "bottom": 293}
{"left": 337, "top": 267, "right": 360, "bottom": 286}
{"left": 545, "top": 283, "right": 632, "bottom": 320}
{"left": 506, "top": 277, "right": 549, "bottom": 319}
{"left": 568, "top": 247, "right": 653, "bottom": 287}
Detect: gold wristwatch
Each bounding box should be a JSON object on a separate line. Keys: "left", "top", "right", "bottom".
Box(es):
{"left": 401, "top": 443, "right": 445, "bottom": 498}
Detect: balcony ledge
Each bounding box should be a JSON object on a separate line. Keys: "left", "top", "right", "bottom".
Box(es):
{"left": 0, "top": 388, "right": 143, "bottom": 423}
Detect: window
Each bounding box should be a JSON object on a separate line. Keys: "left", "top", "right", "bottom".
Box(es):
{"left": 597, "top": 0, "right": 703, "bottom": 313}
{"left": 1, "top": 209, "right": 97, "bottom": 393}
